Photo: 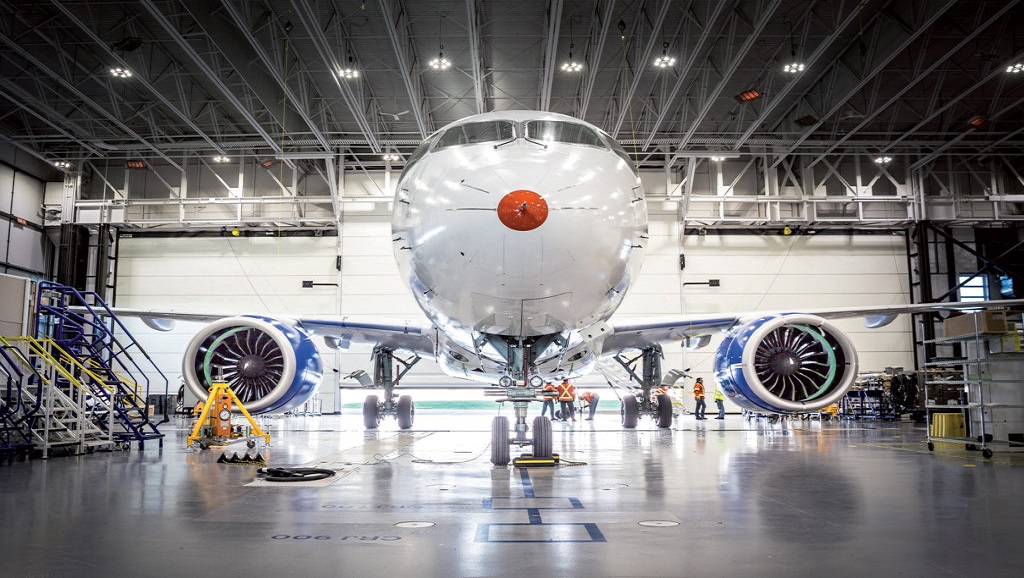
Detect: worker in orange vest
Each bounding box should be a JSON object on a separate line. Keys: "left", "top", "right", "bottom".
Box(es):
{"left": 541, "top": 382, "right": 557, "bottom": 418}
{"left": 693, "top": 377, "right": 706, "bottom": 420}
{"left": 579, "top": 390, "right": 600, "bottom": 420}
{"left": 557, "top": 378, "right": 576, "bottom": 421}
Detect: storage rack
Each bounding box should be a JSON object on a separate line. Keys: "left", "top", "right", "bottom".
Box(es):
{"left": 922, "top": 313, "right": 1024, "bottom": 459}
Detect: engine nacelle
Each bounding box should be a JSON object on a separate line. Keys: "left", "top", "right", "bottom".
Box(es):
{"left": 714, "top": 314, "right": 858, "bottom": 414}
{"left": 183, "top": 316, "right": 323, "bottom": 414}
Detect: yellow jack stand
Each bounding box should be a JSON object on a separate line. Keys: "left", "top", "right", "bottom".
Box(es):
{"left": 187, "top": 381, "right": 271, "bottom": 449}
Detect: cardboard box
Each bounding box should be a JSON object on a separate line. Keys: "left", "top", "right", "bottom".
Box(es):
{"left": 942, "top": 311, "right": 1008, "bottom": 338}
{"left": 988, "top": 333, "right": 1022, "bottom": 354}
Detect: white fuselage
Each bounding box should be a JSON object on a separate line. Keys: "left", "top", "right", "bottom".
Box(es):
{"left": 392, "top": 111, "right": 647, "bottom": 382}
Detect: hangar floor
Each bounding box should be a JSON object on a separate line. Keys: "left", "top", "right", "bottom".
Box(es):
{"left": 2, "top": 410, "right": 1023, "bottom": 578}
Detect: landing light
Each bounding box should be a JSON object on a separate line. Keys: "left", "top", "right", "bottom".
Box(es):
{"left": 529, "top": 375, "right": 544, "bottom": 388}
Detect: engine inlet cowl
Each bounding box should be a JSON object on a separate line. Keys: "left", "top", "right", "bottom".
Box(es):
{"left": 714, "top": 314, "right": 858, "bottom": 414}
{"left": 183, "top": 316, "right": 322, "bottom": 414}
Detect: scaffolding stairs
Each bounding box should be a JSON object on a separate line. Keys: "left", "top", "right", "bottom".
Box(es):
{"left": 35, "top": 281, "right": 166, "bottom": 450}
{"left": 0, "top": 337, "right": 112, "bottom": 458}
{"left": 0, "top": 345, "right": 35, "bottom": 464}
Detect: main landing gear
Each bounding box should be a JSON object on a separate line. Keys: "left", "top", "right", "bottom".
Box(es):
{"left": 614, "top": 345, "right": 675, "bottom": 429}
{"left": 490, "top": 384, "right": 552, "bottom": 466}
{"left": 361, "top": 347, "right": 419, "bottom": 430}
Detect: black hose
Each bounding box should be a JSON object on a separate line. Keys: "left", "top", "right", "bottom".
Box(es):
{"left": 257, "top": 467, "right": 336, "bottom": 482}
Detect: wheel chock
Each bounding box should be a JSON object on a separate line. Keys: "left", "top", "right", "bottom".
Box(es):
{"left": 512, "top": 453, "right": 560, "bottom": 467}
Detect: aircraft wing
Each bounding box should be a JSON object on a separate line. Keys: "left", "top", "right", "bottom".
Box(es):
{"left": 82, "top": 308, "right": 436, "bottom": 356}
{"left": 602, "top": 298, "right": 1024, "bottom": 353}
{"left": 296, "top": 318, "right": 436, "bottom": 356}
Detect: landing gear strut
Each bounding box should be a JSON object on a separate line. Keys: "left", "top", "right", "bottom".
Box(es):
{"left": 361, "top": 347, "right": 420, "bottom": 430}
{"left": 614, "top": 345, "right": 674, "bottom": 429}
{"left": 490, "top": 390, "right": 552, "bottom": 466}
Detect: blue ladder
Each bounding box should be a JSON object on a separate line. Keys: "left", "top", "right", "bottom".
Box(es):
{"left": 35, "top": 281, "right": 167, "bottom": 450}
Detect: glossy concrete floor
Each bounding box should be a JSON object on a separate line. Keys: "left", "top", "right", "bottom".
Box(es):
{"left": 2, "top": 410, "right": 1023, "bottom": 578}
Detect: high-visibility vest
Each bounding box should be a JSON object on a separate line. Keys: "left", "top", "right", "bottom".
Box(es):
{"left": 581, "top": 391, "right": 595, "bottom": 403}
{"left": 542, "top": 383, "right": 557, "bottom": 398}
{"left": 713, "top": 387, "right": 725, "bottom": 401}
{"left": 557, "top": 381, "right": 575, "bottom": 401}
{"left": 694, "top": 382, "right": 705, "bottom": 399}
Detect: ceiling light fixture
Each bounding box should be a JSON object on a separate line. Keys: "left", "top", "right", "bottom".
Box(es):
{"left": 1006, "top": 62, "right": 1023, "bottom": 73}
{"left": 874, "top": 156, "right": 892, "bottom": 165}
{"left": 53, "top": 160, "right": 71, "bottom": 169}
{"left": 212, "top": 155, "right": 230, "bottom": 163}
{"left": 709, "top": 156, "right": 724, "bottom": 162}
{"left": 782, "top": 21, "right": 804, "bottom": 74}
{"left": 654, "top": 42, "right": 676, "bottom": 68}
{"left": 734, "top": 89, "right": 761, "bottom": 103}
{"left": 339, "top": 49, "right": 359, "bottom": 79}
{"left": 561, "top": 19, "right": 583, "bottom": 73}
{"left": 110, "top": 67, "right": 132, "bottom": 78}
{"left": 382, "top": 152, "right": 400, "bottom": 162}
{"left": 429, "top": 15, "right": 450, "bottom": 70}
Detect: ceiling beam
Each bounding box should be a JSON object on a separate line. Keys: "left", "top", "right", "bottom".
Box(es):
{"left": 539, "top": 0, "right": 564, "bottom": 111}
{"left": 609, "top": 0, "right": 671, "bottom": 137}
{"left": 465, "top": 0, "right": 487, "bottom": 115}
{"left": 379, "top": 0, "right": 432, "bottom": 138}
{"left": 578, "top": 0, "right": 615, "bottom": 119}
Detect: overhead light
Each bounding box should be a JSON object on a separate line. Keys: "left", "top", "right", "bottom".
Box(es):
{"left": 125, "top": 160, "right": 145, "bottom": 169}
{"left": 382, "top": 153, "right": 400, "bottom": 162}
{"left": 53, "top": 160, "right": 71, "bottom": 169}
{"left": 874, "top": 156, "right": 892, "bottom": 165}
{"left": 1006, "top": 62, "right": 1023, "bottom": 74}
{"left": 561, "top": 41, "right": 583, "bottom": 73}
{"left": 734, "top": 89, "right": 761, "bottom": 103}
{"left": 783, "top": 62, "right": 805, "bottom": 73}
{"left": 967, "top": 115, "right": 986, "bottom": 128}
{"left": 339, "top": 67, "right": 359, "bottom": 79}
{"left": 110, "top": 67, "right": 132, "bottom": 79}
{"left": 212, "top": 155, "right": 230, "bottom": 163}
{"left": 709, "top": 156, "right": 724, "bottom": 162}
{"left": 429, "top": 53, "right": 451, "bottom": 70}
{"left": 651, "top": 41, "right": 675, "bottom": 68}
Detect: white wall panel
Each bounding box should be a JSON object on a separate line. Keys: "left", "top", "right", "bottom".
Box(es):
{"left": 11, "top": 172, "right": 44, "bottom": 226}
{"left": 0, "top": 164, "right": 13, "bottom": 210}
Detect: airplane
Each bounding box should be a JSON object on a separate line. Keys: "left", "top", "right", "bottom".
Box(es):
{"left": 105, "top": 110, "right": 1024, "bottom": 465}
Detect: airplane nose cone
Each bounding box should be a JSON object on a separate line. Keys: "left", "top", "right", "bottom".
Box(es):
{"left": 497, "top": 189, "right": 548, "bottom": 231}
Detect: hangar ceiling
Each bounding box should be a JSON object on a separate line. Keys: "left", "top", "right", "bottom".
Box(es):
{"left": 1, "top": 0, "right": 1023, "bottom": 227}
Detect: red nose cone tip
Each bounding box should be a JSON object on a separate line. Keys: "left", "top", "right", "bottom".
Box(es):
{"left": 497, "top": 189, "right": 548, "bottom": 231}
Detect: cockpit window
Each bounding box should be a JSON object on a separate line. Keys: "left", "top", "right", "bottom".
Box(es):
{"left": 601, "top": 134, "right": 638, "bottom": 175}
{"left": 524, "top": 120, "right": 605, "bottom": 148}
{"left": 399, "top": 133, "right": 440, "bottom": 181}
{"left": 434, "top": 120, "right": 515, "bottom": 149}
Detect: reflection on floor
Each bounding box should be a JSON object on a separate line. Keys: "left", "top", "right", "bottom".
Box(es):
{"left": 2, "top": 410, "right": 1023, "bottom": 578}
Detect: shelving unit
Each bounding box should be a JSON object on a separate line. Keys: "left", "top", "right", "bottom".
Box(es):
{"left": 922, "top": 312, "right": 1024, "bottom": 459}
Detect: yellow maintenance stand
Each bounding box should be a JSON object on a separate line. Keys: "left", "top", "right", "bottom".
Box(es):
{"left": 188, "top": 381, "right": 270, "bottom": 450}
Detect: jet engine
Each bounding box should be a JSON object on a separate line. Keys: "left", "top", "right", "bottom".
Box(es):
{"left": 182, "top": 316, "right": 322, "bottom": 414}
{"left": 714, "top": 314, "right": 857, "bottom": 414}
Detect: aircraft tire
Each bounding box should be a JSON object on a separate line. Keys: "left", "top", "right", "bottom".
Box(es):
{"left": 363, "top": 395, "right": 380, "bottom": 429}
{"left": 621, "top": 395, "right": 639, "bottom": 429}
{"left": 397, "top": 395, "right": 414, "bottom": 429}
{"left": 656, "top": 393, "right": 673, "bottom": 428}
{"left": 532, "top": 416, "right": 552, "bottom": 458}
{"left": 491, "top": 416, "right": 510, "bottom": 466}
